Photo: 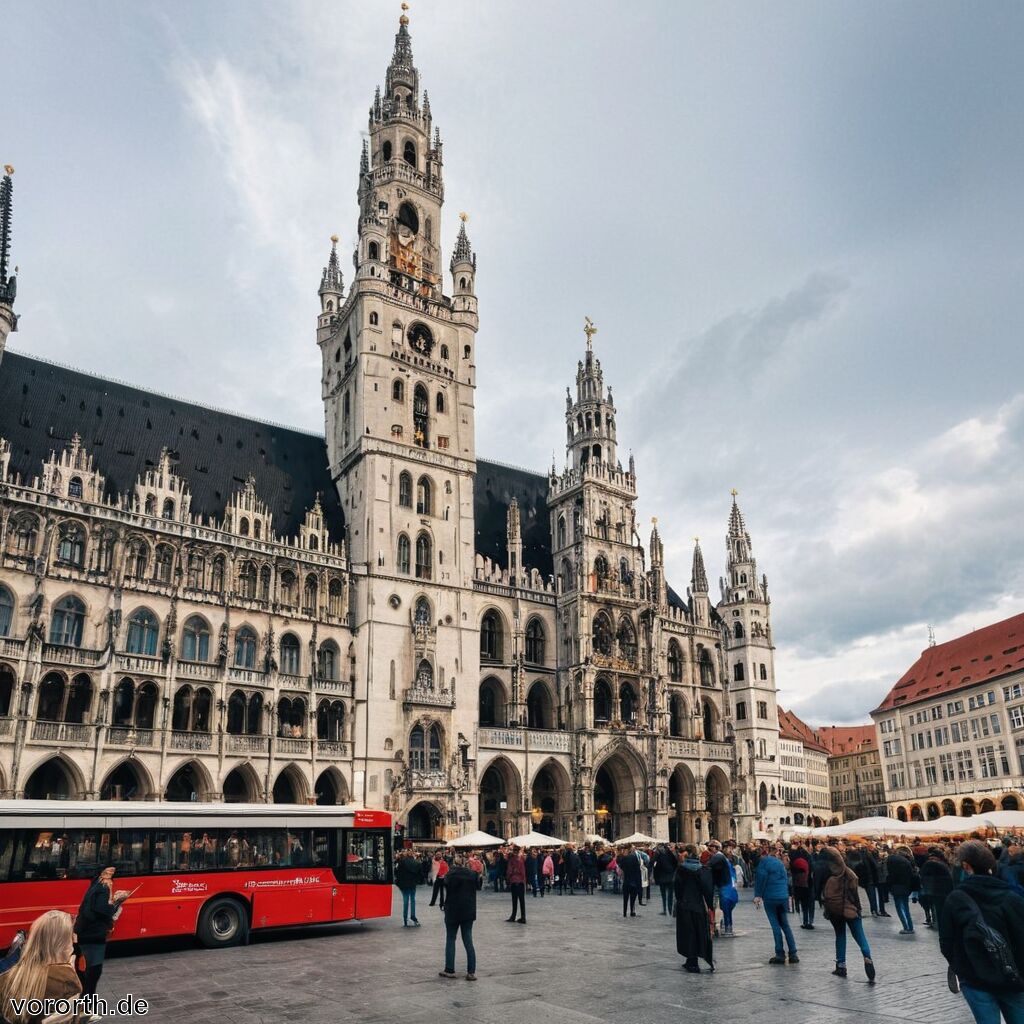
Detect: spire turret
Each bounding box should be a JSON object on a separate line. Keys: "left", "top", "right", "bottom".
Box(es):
{"left": 385, "top": 5, "right": 419, "bottom": 100}
{"left": 0, "top": 164, "right": 19, "bottom": 362}
{"left": 319, "top": 235, "right": 344, "bottom": 312}
{"left": 728, "top": 489, "right": 746, "bottom": 538}
{"left": 691, "top": 538, "right": 709, "bottom": 593}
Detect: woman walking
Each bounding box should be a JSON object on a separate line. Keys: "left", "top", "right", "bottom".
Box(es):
{"left": 75, "top": 866, "right": 129, "bottom": 999}
{"left": 919, "top": 845, "right": 954, "bottom": 930}
{"left": 887, "top": 845, "right": 919, "bottom": 934}
{"left": 674, "top": 845, "right": 714, "bottom": 973}
{"left": 754, "top": 847, "right": 799, "bottom": 964}
{"left": 822, "top": 846, "right": 876, "bottom": 983}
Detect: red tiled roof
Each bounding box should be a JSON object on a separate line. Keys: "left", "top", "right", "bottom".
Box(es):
{"left": 778, "top": 708, "right": 831, "bottom": 754}
{"left": 816, "top": 724, "right": 877, "bottom": 756}
{"left": 873, "top": 611, "right": 1024, "bottom": 714}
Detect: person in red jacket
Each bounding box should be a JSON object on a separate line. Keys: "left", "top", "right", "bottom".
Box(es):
{"left": 506, "top": 846, "right": 527, "bottom": 924}
{"left": 428, "top": 850, "right": 449, "bottom": 909}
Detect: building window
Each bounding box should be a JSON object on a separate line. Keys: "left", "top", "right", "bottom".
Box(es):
{"left": 181, "top": 616, "right": 211, "bottom": 662}
{"left": 436, "top": 392, "right": 445, "bottom": 414}
{"left": 234, "top": 627, "right": 258, "bottom": 669}
{"left": 480, "top": 612, "right": 502, "bottom": 661}
{"left": 280, "top": 633, "right": 301, "bottom": 675}
{"left": 397, "top": 534, "right": 411, "bottom": 574}
{"left": 56, "top": 523, "right": 85, "bottom": 567}
{"left": 398, "top": 471, "right": 413, "bottom": 507}
{"left": 393, "top": 379, "right": 404, "bottom": 402}
{"left": 667, "top": 641, "right": 682, "bottom": 682}
{"left": 525, "top": 619, "right": 545, "bottom": 664}
{"left": 0, "top": 586, "right": 13, "bottom": 637}
{"left": 416, "top": 477, "right": 432, "bottom": 516}
{"left": 757, "top": 701, "right": 768, "bottom": 720}
{"left": 759, "top": 663, "right": 768, "bottom": 681}
{"left": 68, "top": 477, "right": 83, "bottom": 499}
{"left": 733, "top": 662, "right": 745, "bottom": 682}
{"left": 318, "top": 642, "right": 338, "bottom": 681}
{"left": 125, "top": 609, "right": 159, "bottom": 657}
{"left": 594, "top": 679, "right": 612, "bottom": 724}
{"left": 413, "top": 384, "right": 429, "bottom": 448}
{"left": 49, "top": 596, "right": 86, "bottom": 647}
{"left": 153, "top": 544, "right": 174, "bottom": 583}
{"left": 736, "top": 701, "right": 747, "bottom": 721}
{"left": 414, "top": 533, "right": 432, "bottom": 580}
{"left": 238, "top": 561, "right": 257, "bottom": 599}
{"left": 409, "top": 726, "right": 425, "bottom": 770}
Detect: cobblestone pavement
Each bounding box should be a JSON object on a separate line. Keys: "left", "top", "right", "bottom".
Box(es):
{"left": 102, "top": 887, "right": 973, "bottom": 1024}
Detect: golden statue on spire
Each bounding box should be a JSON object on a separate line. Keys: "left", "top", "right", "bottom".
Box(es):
{"left": 730, "top": 488, "right": 739, "bottom": 498}
{"left": 400, "top": 2, "right": 409, "bottom": 25}
{"left": 583, "top": 316, "right": 597, "bottom": 350}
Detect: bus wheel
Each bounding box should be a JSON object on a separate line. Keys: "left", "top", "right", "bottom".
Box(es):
{"left": 198, "top": 897, "right": 249, "bottom": 948}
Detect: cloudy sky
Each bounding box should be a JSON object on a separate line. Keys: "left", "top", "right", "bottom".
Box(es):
{"left": 5, "top": 1, "right": 1023, "bottom": 723}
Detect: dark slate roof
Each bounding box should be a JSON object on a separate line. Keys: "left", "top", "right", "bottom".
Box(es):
{"left": 0, "top": 352, "right": 555, "bottom": 570}
{"left": 472, "top": 459, "right": 553, "bottom": 578}
{"left": 0, "top": 352, "right": 345, "bottom": 542}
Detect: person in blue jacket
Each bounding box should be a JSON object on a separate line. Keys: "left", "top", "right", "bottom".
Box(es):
{"left": 754, "top": 846, "right": 799, "bottom": 964}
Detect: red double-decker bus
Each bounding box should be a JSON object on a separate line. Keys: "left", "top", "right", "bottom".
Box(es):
{"left": 0, "top": 801, "right": 393, "bottom": 949}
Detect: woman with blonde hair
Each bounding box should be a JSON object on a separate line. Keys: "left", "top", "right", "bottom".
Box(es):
{"left": 0, "top": 910, "right": 85, "bottom": 1023}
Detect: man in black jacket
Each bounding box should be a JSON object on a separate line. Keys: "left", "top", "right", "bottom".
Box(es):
{"left": 653, "top": 844, "right": 678, "bottom": 915}
{"left": 940, "top": 840, "right": 1024, "bottom": 1024}
{"left": 439, "top": 855, "right": 478, "bottom": 981}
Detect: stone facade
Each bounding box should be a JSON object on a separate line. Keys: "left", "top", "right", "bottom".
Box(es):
{"left": 817, "top": 725, "right": 886, "bottom": 822}
{"left": 0, "top": 15, "right": 786, "bottom": 842}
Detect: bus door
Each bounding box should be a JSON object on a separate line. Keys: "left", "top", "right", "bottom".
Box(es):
{"left": 341, "top": 829, "right": 392, "bottom": 918}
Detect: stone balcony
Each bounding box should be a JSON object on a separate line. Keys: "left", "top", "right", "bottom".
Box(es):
{"left": 106, "top": 726, "right": 156, "bottom": 748}
{"left": 316, "top": 740, "right": 350, "bottom": 759}
{"left": 42, "top": 644, "right": 105, "bottom": 669}
{"left": 407, "top": 768, "right": 450, "bottom": 791}
{"left": 31, "top": 720, "right": 92, "bottom": 744}
{"left": 403, "top": 686, "right": 455, "bottom": 709}
{"left": 170, "top": 730, "right": 213, "bottom": 751}
{"left": 0, "top": 637, "right": 26, "bottom": 660}
{"left": 226, "top": 734, "right": 268, "bottom": 755}
{"left": 276, "top": 736, "right": 311, "bottom": 757}
{"left": 664, "top": 738, "right": 734, "bottom": 764}
{"left": 478, "top": 727, "right": 571, "bottom": 753}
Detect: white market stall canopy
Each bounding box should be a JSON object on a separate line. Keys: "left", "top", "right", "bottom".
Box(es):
{"left": 615, "top": 832, "right": 658, "bottom": 846}
{"left": 447, "top": 830, "right": 505, "bottom": 848}
{"left": 801, "top": 812, "right": 1024, "bottom": 840}
{"left": 509, "top": 830, "right": 566, "bottom": 848}
{"left": 584, "top": 834, "right": 610, "bottom": 845}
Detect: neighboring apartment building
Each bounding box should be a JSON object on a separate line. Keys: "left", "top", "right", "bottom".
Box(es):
{"left": 817, "top": 724, "right": 886, "bottom": 823}
{"left": 871, "top": 611, "right": 1024, "bottom": 822}
{"left": 776, "top": 708, "right": 831, "bottom": 827}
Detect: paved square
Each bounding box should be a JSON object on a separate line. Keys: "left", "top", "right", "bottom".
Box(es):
{"left": 103, "top": 886, "right": 973, "bottom": 1024}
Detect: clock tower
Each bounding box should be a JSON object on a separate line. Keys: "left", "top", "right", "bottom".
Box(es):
{"left": 317, "top": 9, "right": 481, "bottom": 817}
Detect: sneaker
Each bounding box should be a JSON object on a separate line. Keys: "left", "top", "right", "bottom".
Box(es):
{"left": 8, "top": 931, "right": 26, "bottom": 954}
{"left": 899, "top": 928, "right": 912, "bottom": 935}
{"left": 864, "top": 958, "right": 876, "bottom": 983}
{"left": 683, "top": 963, "right": 701, "bottom": 974}
{"left": 768, "top": 956, "right": 787, "bottom": 965}
{"left": 832, "top": 965, "right": 848, "bottom": 978}
{"left": 466, "top": 973, "right": 477, "bottom": 981}
{"left": 788, "top": 954, "right": 800, "bottom": 964}
{"left": 438, "top": 971, "right": 456, "bottom": 980}
{"left": 412, "top": 919, "right": 421, "bottom": 926}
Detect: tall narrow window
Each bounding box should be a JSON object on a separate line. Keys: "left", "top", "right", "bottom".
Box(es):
{"left": 398, "top": 471, "right": 412, "bottom": 507}
{"left": 480, "top": 612, "right": 502, "bottom": 661}
{"left": 234, "top": 626, "right": 258, "bottom": 669}
{"left": 393, "top": 379, "right": 404, "bottom": 402}
{"left": 416, "top": 477, "right": 432, "bottom": 516}
{"left": 56, "top": 524, "right": 85, "bottom": 567}
{"left": 280, "top": 634, "right": 301, "bottom": 675}
{"left": 667, "top": 640, "right": 683, "bottom": 682}
{"left": 525, "top": 619, "right": 545, "bottom": 664}
{"left": 50, "top": 596, "right": 86, "bottom": 647}
{"left": 413, "top": 384, "right": 429, "bottom": 448}
{"left": 397, "top": 534, "right": 411, "bottom": 574}
{"left": 428, "top": 724, "right": 442, "bottom": 769}
{"left": 414, "top": 533, "right": 432, "bottom": 580}
{"left": 0, "top": 586, "right": 13, "bottom": 637}
{"left": 409, "top": 725, "right": 425, "bottom": 770}
{"left": 181, "top": 617, "right": 211, "bottom": 662}
{"left": 125, "top": 609, "right": 159, "bottom": 657}
{"left": 435, "top": 392, "right": 445, "bottom": 414}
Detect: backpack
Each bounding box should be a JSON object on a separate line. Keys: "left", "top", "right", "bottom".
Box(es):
{"left": 960, "top": 891, "right": 1024, "bottom": 989}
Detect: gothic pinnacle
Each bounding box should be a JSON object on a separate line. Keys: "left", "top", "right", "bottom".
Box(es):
{"left": 0, "top": 164, "right": 17, "bottom": 308}
{"left": 691, "top": 538, "right": 709, "bottom": 593}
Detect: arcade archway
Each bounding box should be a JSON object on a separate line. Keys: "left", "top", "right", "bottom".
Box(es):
{"left": 668, "top": 764, "right": 697, "bottom": 843}
{"left": 593, "top": 748, "right": 646, "bottom": 841}
{"left": 530, "top": 759, "right": 572, "bottom": 838}
{"left": 479, "top": 757, "right": 521, "bottom": 838}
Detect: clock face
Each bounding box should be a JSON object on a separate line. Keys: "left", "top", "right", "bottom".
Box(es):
{"left": 408, "top": 322, "right": 434, "bottom": 355}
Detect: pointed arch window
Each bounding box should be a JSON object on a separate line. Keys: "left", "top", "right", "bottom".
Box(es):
{"left": 416, "top": 477, "right": 432, "bottom": 516}
{"left": 413, "top": 384, "right": 429, "bottom": 448}
{"left": 403, "top": 141, "right": 416, "bottom": 166}
{"left": 239, "top": 561, "right": 257, "bottom": 599}
{"left": 759, "top": 663, "right": 768, "bottom": 681}
{"left": 409, "top": 725, "right": 425, "bottom": 770}
{"left": 317, "top": 699, "right": 345, "bottom": 741}
{"left": 414, "top": 533, "right": 432, "bottom": 580}
{"left": 733, "top": 621, "right": 744, "bottom": 639}
{"left": 667, "top": 640, "right": 683, "bottom": 682}
{"left": 557, "top": 516, "right": 567, "bottom": 549}
{"left": 617, "top": 619, "right": 637, "bottom": 665}
{"left": 279, "top": 570, "right": 297, "bottom": 607}
{"left": 328, "top": 578, "right": 343, "bottom": 616}
{"left": 68, "top": 477, "right": 83, "bottom": 499}
{"left": 127, "top": 539, "right": 149, "bottom": 578}
{"left": 670, "top": 695, "right": 685, "bottom": 737}
{"left": 57, "top": 523, "right": 85, "bottom": 567}
{"left": 398, "top": 471, "right": 412, "bottom": 507}
{"left": 733, "top": 662, "right": 745, "bottom": 682}
{"left": 0, "top": 585, "right": 13, "bottom": 637}
{"left": 186, "top": 551, "right": 205, "bottom": 589}
{"left": 181, "top": 616, "right": 211, "bottom": 663}
{"left": 162, "top": 498, "right": 175, "bottom": 520}
{"left": 234, "top": 626, "right": 258, "bottom": 669}
{"left": 592, "top": 613, "right": 613, "bottom": 657}
{"left": 435, "top": 392, "right": 445, "bottom": 414}
{"left": 303, "top": 574, "right": 319, "bottom": 615}
{"left": 210, "top": 556, "right": 225, "bottom": 593}
{"left": 10, "top": 514, "right": 38, "bottom": 556}
{"left": 525, "top": 619, "right": 545, "bottom": 664}
{"left": 428, "top": 724, "right": 442, "bottom": 769}
{"left": 153, "top": 544, "right": 174, "bottom": 583}
{"left": 397, "top": 534, "right": 411, "bottom": 574}
{"left": 620, "top": 682, "right": 637, "bottom": 724}
{"left": 416, "top": 658, "right": 433, "bottom": 690}
{"left": 280, "top": 633, "right": 301, "bottom": 675}
{"left": 699, "top": 647, "right": 714, "bottom": 686}
{"left": 125, "top": 609, "right": 159, "bottom": 656}
{"left": 318, "top": 641, "right": 338, "bottom": 681}
{"left": 112, "top": 678, "right": 135, "bottom": 727}
{"left": 227, "top": 690, "right": 246, "bottom": 735}
{"left": 593, "top": 678, "right": 612, "bottom": 724}
{"left": 414, "top": 596, "right": 431, "bottom": 626}
{"left": 135, "top": 682, "right": 158, "bottom": 729}
{"left": 247, "top": 692, "right": 263, "bottom": 734}
{"left": 50, "top": 596, "right": 85, "bottom": 647}
{"left": 480, "top": 612, "right": 502, "bottom": 662}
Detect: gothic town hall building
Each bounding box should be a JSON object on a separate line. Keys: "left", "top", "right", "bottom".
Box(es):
{"left": 0, "top": 14, "right": 786, "bottom": 843}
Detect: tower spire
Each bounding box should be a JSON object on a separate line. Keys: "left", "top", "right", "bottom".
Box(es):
{"left": 727, "top": 488, "right": 746, "bottom": 537}
{"left": 320, "top": 235, "right": 344, "bottom": 296}
{"left": 691, "top": 537, "right": 709, "bottom": 593}
{"left": 0, "top": 164, "right": 19, "bottom": 361}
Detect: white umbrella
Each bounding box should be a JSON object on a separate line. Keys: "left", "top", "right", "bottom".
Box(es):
{"left": 927, "top": 815, "right": 985, "bottom": 835}
{"left": 810, "top": 817, "right": 914, "bottom": 839}
{"left": 509, "top": 830, "right": 565, "bottom": 848}
{"left": 447, "top": 830, "right": 504, "bottom": 848}
{"left": 583, "top": 833, "right": 609, "bottom": 845}
{"left": 615, "top": 832, "right": 657, "bottom": 846}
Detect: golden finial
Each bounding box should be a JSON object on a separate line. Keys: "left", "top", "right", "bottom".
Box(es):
{"left": 694, "top": 536, "right": 700, "bottom": 544}
{"left": 2, "top": 165, "right": 13, "bottom": 176}
{"left": 651, "top": 516, "right": 658, "bottom": 527}
{"left": 583, "top": 316, "right": 597, "bottom": 350}
{"left": 459, "top": 211, "right": 469, "bottom": 223}
{"left": 330, "top": 233, "right": 339, "bottom": 244}
{"left": 730, "top": 488, "right": 738, "bottom": 498}
{"left": 400, "top": 2, "right": 409, "bottom": 24}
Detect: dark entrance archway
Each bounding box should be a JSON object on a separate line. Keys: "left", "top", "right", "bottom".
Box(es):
{"left": 668, "top": 764, "right": 696, "bottom": 843}
{"left": 24, "top": 758, "right": 80, "bottom": 800}
{"left": 479, "top": 758, "right": 521, "bottom": 838}
{"left": 407, "top": 801, "right": 442, "bottom": 841}
{"left": 99, "top": 760, "right": 149, "bottom": 801}
{"left": 593, "top": 750, "right": 644, "bottom": 841}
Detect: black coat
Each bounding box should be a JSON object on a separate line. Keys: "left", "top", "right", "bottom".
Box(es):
{"left": 940, "top": 874, "right": 1024, "bottom": 992}
{"left": 619, "top": 851, "right": 643, "bottom": 888}
{"left": 76, "top": 880, "right": 118, "bottom": 944}
{"left": 920, "top": 857, "right": 954, "bottom": 896}
{"left": 674, "top": 862, "right": 713, "bottom": 965}
{"left": 395, "top": 856, "right": 422, "bottom": 890}
{"left": 653, "top": 846, "right": 677, "bottom": 885}
{"left": 886, "top": 853, "right": 917, "bottom": 897}
{"left": 443, "top": 867, "right": 478, "bottom": 926}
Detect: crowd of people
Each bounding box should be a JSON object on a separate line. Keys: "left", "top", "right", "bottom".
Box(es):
{"left": 396, "top": 833, "right": 1024, "bottom": 1023}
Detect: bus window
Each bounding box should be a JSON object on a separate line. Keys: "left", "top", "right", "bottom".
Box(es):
{"left": 8, "top": 829, "right": 147, "bottom": 881}
{"left": 153, "top": 829, "right": 219, "bottom": 872}
{"left": 311, "top": 829, "right": 332, "bottom": 868}
{"left": 342, "top": 830, "right": 391, "bottom": 883}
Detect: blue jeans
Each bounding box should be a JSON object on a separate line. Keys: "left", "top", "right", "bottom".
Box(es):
{"left": 659, "top": 883, "right": 674, "bottom": 915}
{"left": 863, "top": 884, "right": 879, "bottom": 915}
{"left": 961, "top": 985, "right": 1024, "bottom": 1024}
{"left": 830, "top": 915, "right": 872, "bottom": 964}
{"left": 0, "top": 947, "right": 21, "bottom": 975}
{"left": 401, "top": 887, "right": 417, "bottom": 923}
{"left": 722, "top": 902, "right": 734, "bottom": 930}
{"left": 763, "top": 900, "right": 797, "bottom": 956}
{"left": 893, "top": 893, "right": 914, "bottom": 931}
{"left": 444, "top": 921, "right": 476, "bottom": 974}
